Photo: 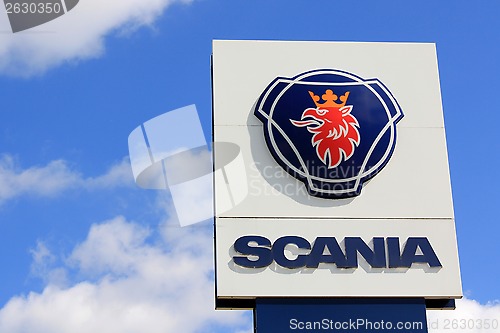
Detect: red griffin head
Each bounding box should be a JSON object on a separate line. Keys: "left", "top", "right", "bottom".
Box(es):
{"left": 290, "top": 89, "right": 360, "bottom": 168}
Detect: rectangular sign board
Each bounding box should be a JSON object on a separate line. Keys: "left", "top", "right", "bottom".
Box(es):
{"left": 212, "top": 40, "right": 462, "bottom": 309}
{"left": 255, "top": 299, "right": 427, "bottom": 333}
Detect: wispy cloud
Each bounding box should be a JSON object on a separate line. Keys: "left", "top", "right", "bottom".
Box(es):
{"left": 85, "top": 158, "right": 136, "bottom": 190}
{"left": 0, "top": 155, "right": 134, "bottom": 204}
{"left": 0, "top": 216, "right": 250, "bottom": 333}
{"left": 428, "top": 298, "right": 500, "bottom": 333}
{"left": 0, "top": 155, "right": 82, "bottom": 202}
{"left": 0, "top": 0, "right": 193, "bottom": 77}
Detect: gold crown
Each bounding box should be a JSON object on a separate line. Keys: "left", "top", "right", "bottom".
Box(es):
{"left": 309, "top": 89, "right": 350, "bottom": 108}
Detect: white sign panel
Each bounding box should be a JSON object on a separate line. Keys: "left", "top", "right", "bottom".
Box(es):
{"left": 212, "top": 40, "right": 462, "bottom": 308}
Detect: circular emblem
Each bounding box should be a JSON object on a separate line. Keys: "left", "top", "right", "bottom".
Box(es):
{"left": 254, "top": 69, "right": 404, "bottom": 199}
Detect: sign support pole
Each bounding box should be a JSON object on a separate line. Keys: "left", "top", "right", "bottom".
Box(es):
{"left": 254, "top": 298, "right": 430, "bottom": 333}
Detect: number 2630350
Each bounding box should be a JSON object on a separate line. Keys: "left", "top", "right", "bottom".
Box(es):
{"left": 5, "top": 2, "right": 62, "bottom": 14}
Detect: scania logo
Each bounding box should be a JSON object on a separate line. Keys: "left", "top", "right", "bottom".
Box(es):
{"left": 254, "top": 69, "right": 404, "bottom": 199}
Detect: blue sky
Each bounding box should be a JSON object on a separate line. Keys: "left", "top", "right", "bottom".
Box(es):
{"left": 0, "top": 0, "right": 499, "bottom": 332}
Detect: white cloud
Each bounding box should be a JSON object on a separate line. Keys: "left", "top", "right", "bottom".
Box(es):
{"left": 86, "top": 157, "right": 136, "bottom": 190}
{"left": 69, "top": 217, "right": 152, "bottom": 276}
{"left": 428, "top": 298, "right": 500, "bottom": 333}
{"left": 0, "top": 155, "right": 82, "bottom": 202}
{"left": 0, "top": 0, "right": 193, "bottom": 76}
{"left": 0, "top": 216, "right": 249, "bottom": 333}
{"left": 0, "top": 155, "right": 134, "bottom": 204}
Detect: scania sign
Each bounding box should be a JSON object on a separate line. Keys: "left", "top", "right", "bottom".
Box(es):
{"left": 212, "top": 40, "right": 462, "bottom": 308}
{"left": 254, "top": 69, "right": 403, "bottom": 199}
{"left": 233, "top": 235, "right": 441, "bottom": 269}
